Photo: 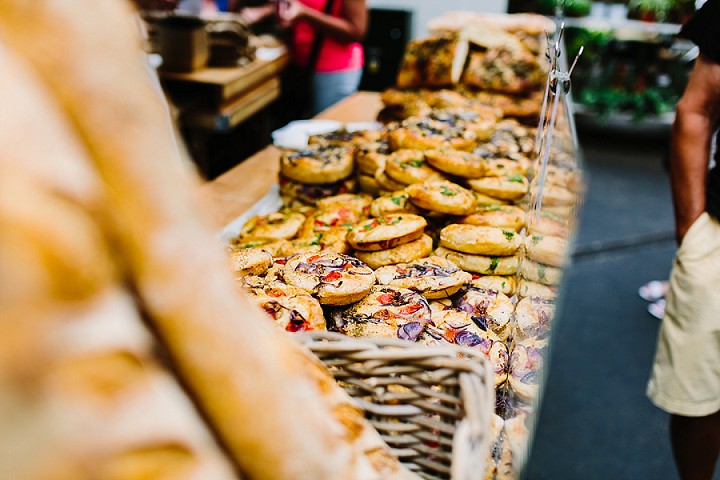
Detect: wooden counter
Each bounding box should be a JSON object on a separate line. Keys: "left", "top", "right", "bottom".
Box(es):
{"left": 196, "top": 91, "right": 384, "bottom": 229}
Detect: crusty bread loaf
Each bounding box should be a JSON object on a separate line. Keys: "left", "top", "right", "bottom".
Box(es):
{"left": 0, "top": 2, "right": 416, "bottom": 479}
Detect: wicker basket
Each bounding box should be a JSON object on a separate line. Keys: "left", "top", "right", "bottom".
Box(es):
{"left": 297, "top": 331, "right": 495, "bottom": 480}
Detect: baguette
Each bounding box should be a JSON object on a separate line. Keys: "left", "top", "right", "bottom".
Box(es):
{"left": 0, "top": 2, "right": 416, "bottom": 479}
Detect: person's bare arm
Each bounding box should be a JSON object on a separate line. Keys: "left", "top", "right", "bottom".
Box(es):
{"left": 670, "top": 52, "right": 720, "bottom": 244}
{"left": 280, "top": 0, "right": 367, "bottom": 43}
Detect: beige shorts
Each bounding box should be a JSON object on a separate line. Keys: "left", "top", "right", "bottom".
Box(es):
{"left": 647, "top": 212, "right": 720, "bottom": 417}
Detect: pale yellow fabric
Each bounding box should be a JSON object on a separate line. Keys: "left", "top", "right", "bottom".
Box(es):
{"left": 647, "top": 213, "right": 720, "bottom": 417}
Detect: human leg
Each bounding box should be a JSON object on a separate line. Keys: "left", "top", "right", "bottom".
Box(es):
{"left": 670, "top": 410, "right": 720, "bottom": 480}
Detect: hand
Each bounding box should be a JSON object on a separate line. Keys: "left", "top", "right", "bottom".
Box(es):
{"left": 276, "top": 0, "right": 305, "bottom": 28}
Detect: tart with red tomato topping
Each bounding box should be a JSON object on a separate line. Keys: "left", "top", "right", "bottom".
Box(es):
{"left": 330, "top": 285, "right": 432, "bottom": 340}
{"left": 315, "top": 193, "right": 373, "bottom": 218}
{"left": 237, "top": 211, "right": 306, "bottom": 241}
{"left": 375, "top": 255, "right": 471, "bottom": 299}
{"left": 245, "top": 281, "right": 326, "bottom": 333}
{"left": 347, "top": 213, "right": 426, "bottom": 252}
{"left": 282, "top": 251, "right": 375, "bottom": 305}
{"left": 421, "top": 308, "right": 509, "bottom": 387}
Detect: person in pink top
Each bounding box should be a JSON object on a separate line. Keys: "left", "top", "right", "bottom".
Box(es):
{"left": 236, "top": 0, "right": 367, "bottom": 118}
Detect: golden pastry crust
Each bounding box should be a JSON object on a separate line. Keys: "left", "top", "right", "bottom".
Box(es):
{"left": 508, "top": 337, "right": 546, "bottom": 403}
{"left": 228, "top": 238, "right": 292, "bottom": 258}
{"left": 462, "top": 47, "right": 543, "bottom": 94}
{"left": 423, "top": 308, "right": 509, "bottom": 387}
{"left": 518, "top": 258, "right": 562, "bottom": 286}
{"left": 516, "top": 279, "right": 557, "bottom": 300}
{"left": 353, "top": 234, "right": 433, "bottom": 270}
{"left": 467, "top": 174, "right": 529, "bottom": 201}
{"left": 405, "top": 180, "right": 477, "bottom": 216}
{"left": 470, "top": 190, "right": 512, "bottom": 207}
{"left": 356, "top": 173, "right": 381, "bottom": 196}
{"left": 513, "top": 296, "right": 555, "bottom": 343}
{"left": 460, "top": 204, "right": 526, "bottom": 231}
{"left": 384, "top": 149, "right": 445, "bottom": 185}
{"left": 279, "top": 145, "right": 354, "bottom": 184}
{"left": 469, "top": 274, "right": 517, "bottom": 296}
{"left": 434, "top": 247, "right": 520, "bottom": 275}
{"left": 237, "top": 211, "right": 306, "bottom": 241}
{"left": 298, "top": 208, "right": 359, "bottom": 237}
{"left": 424, "top": 149, "right": 486, "bottom": 179}
{"left": 374, "top": 166, "right": 409, "bottom": 192}
{"left": 282, "top": 252, "right": 375, "bottom": 305}
{"left": 534, "top": 183, "right": 576, "bottom": 206}
{"left": 227, "top": 247, "right": 274, "bottom": 278}
{"left": 387, "top": 117, "right": 476, "bottom": 152}
{"left": 440, "top": 223, "right": 522, "bottom": 256}
{"left": 524, "top": 234, "right": 567, "bottom": 268}
{"left": 315, "top": 193, "right": 373, "bottom": 218}
{"left": 245, "top": 282, "right": 327, "bottom": 332}
{"left": 287, "top": 228, "right": 350, "bottom": 255}
{"left": 354, "top": 141, "right": 390, "bottom": 175}
{"left": 455, "top": 286, "right": 514, "bottom": 341}
{"left": 278, "top": 175, "right": 356, "bottom": 206}
{"left": 526, "top": 211, "right": 569, "bottom": 238}
{"left": 331, "top": 285, "right": 433, "bottom": 340}
{"left": 375, "top": 255, "right": 472, "bottom": 299}
{"left": 307, "top": 129, "right": 364, "bottom": 148}
{"left": 369, "top": 190, "right": 421, "bottom": 217}
{"left": 347, "top": 213, "right": 427, "bottom": 252}
{"left": 483, "top": 155, "right": 531, "bottom": 178}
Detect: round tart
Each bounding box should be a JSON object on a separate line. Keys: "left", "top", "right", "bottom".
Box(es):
{"left": 422, "top": 308, "right": 509, "bottom": 387}
{"left": 455, "top": 286, "right": 514, "bottom": 341}
{"left": 279, "top": 145, "right": 354, "bottom": 184}
{"left": 355, "top": 141, "right": 389, "bottom": 175}
{"left": 374, "top": 166, "right": 408, "bottom": 192}
{"left": 315, "top": 193, "right": 372, "bottom": 218}
{"left": 369, "top": 190, "right": 420, "bottom": 217}
{"left": 279, "top": 175, "right": 356, "bottom": 206}
{"left": 228, "top": 238, "right": 291, "bottom": 257}
{"left": 307, "top": 128, "right": 363, "bottom": 148}
{"left": 282, "top": 251, "right": 375, "bottom": 305}
{"left": 440, "top": 224, "right": 522, "bottom": 256}
{"left": 330, "top": 285, "right": 432, "bottom": 340}
{"left": 434, "top": 246, "right": 520, "bottom": 275}
{"left": 424, "top": 149, "right": 486, "bottom": 179}
{"left": 375, "top": 255, "right": 472, "bottom": 299}
{"left": 516, "top": 279, "right": 557, "bottom": 300}
{"left": 518, "top": 258, "right": 562, "bottom": 286}
{"left": 356, "top": 173, "right": 381, "bottom": 195}
{"left": 353, "top": 234, "right": 433, "bottom": 270}
{"left": 384, "top": 149, "right": 445, "bottom": 185}
{"left": 508, "top": 337, "right": 546, "bottom": 403}
{"left": 513, "top": 296, "right": 556, "bottom": 343}
{"left": 286, "top": 227, "right": 350, "bottom": 255}
{"left": 227, "top": 247, "right": 273, "bottom": 278}
{"left": 238, "top": 211, "right": 306, "bottom": 241}
{"left": 245, "top": 281, "right": 326, "bottom": 332}
{"left": 483, "top": 155, "right": 531, "bottom": 177}
{"left": 460, "top": 204, "right": 526, "bottom": 231}
{"left": 470, "top": 274, "right": 517, "bottom": 296}
{"left": 524, "top": 234, "right": 567, "bottom": 268}
{"left": 298, "top": 208, "right": 359, "bottom": 237}
{"left": 535, "top": 183, "right": 576, "bottom": 206}
{"left": 468, "top": 174, "right": 529, "bottom": 201}
{"left": 347, "top": 213, "right": 426, "bottom": 252}
{"left": 405, "top": 180, "right": 477, "bottom": 216}
{"left": 526, "top": 211, "right": 569, "bottom": 237}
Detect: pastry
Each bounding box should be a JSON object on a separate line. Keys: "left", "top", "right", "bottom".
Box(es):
{"left": 424, "top": 148, "right": 487, "bottom": 179}
{"left": 384, "top": 149, "right": 445, "bottom": 185}
{"left": 513, "top": 296, "right": 556, "bottom": 343}
{"left": 347, "top": 213, "right": 427, "bottom": 252}
{"left": 315, "top": 193, "right": 372, "bottom": 218}
{"left": 282, "top": 251, "right": 375, "bottom": 305}
{"left": 279, "top": 145, "right": 354, "bottom": 184}
{"left": 467, "top": 174, "right": 529, "bottom": 201}
{"left": 471, "top": 190, "right": 513, "bottom": 207}
{"left": 279, "top": 175, "right": 356, "bottom": 206}
{"left": 298, "top": 208, "right": 359, "bottom": 237}
{"left": 356, "top": 173, "right": 381, "bottom": 195}
{"left": 508, "top": 338, "right": 546, "bottom": 404}
{"left": 470, "top": 274, "right": 517, "bottom": 296}
{"left": 226, "top": 247, "right": 273, "bottom": 278}
{"left": 236, "top": 211, "right": 306, "bottom": 241}
{"left": 523, "top": 234, "right": 567, "bottom": 268}
{"left": 245, "top": 281, "right": 326, "bottom": 332}
{"left": 439, "top": 224, "right": 522, "bottom": 256}
{"left": 454, "top": 286, "right": 514, "bottom": 340}
{"left": 374, "top": 166, "right": 409, "bottom": 192}
{"left": 460, "top": 204, "right": 526, "bottom": 231}
{"left": 307, "top": 128, "right": 364, "bottom": 148}
{"left": 518, "top": 258, "right": 562, "bottom": 286}
{"left": 375, "top": 255, "right": 472, "bottom": 299}
{"left": 434, "top": 247, "right": 520, "bottom": 275}
{"left": 286, "top": 227, "right": 350, "bottom": 255}
{"left": 330, "top": 285, "right": 432, "bottom": 340}
{"left": 516, "top": 279, "right": 557, "bottom": 300}
{"left": 229, "top": 238, "right": 292, "bottom": 257}
{"left": 353, "top": 234, "right": 433, "bottom": 269}
{"left": 355, "top": 140, "right": 390, "bottom": 175}
{"left": 405, "top": 180, "right": 477, "bottom": 216}
{"left": 369, "top": 190, "right": 421, "bottom": 217}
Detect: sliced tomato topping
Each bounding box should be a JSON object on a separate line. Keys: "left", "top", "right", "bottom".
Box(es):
{"left": 377, "top": 293, "right": 395, "bottom": 305}
{"left": 471, "top": 273, "right": 481, "bottom": 280}
{"left": 399, "top": 303, "right": 423, "bottom": 315}
{"left": 266, "top": 288, "right": 286, "bottom": 298}
{"left": 286, "top": 320, "right": 311, "bottom": 332}
{"left": 322, "top": 271, "right": 343, "bottom": 282}
{"left": 307, "top": 254, "right": 321, "bottom": 263}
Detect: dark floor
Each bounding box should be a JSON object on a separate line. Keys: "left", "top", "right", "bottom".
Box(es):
{"left": 524, "top": 127, "right": 720, "bottom": 480}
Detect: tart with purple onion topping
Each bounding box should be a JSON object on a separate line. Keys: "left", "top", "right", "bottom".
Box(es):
{"left": 330, "top": 285, "right": 432, "bottom": 340}
{"left": 508, "top": 337, "right": 546, "bottom": 403}
{"left": 375, "top": 255, "right": 471, "bottom": 299}
{"left": 454, "top": 286, "right": 514, "bottom": 341}
{"left": 245, "top": 281, "right": 326, "bottom": 333}
{"left": 283, "top": 251, "right": 375, "bottom": 306}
